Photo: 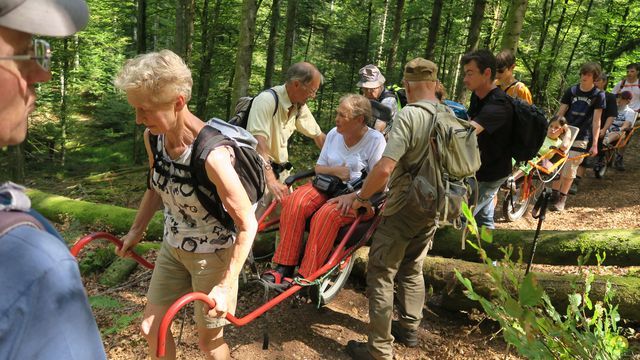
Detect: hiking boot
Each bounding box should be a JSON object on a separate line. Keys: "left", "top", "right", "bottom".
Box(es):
{"left": 345, "top": 340, "right": 374, "bottom": 360}
{"left": 550, "top": 193, "right": 567, "bottom": 212}
{"left": 391, "top": 321, "right": 419, "bottom": 347}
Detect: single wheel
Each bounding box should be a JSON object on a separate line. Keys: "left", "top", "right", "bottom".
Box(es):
{"left": 502, "top": 178, "right": 541, "bottom": 222}
{"left": 309, "top": 255, "right": 355, "bottom": 307}
{"left": 595, "top": 162, "right": 608, "bottom": 179}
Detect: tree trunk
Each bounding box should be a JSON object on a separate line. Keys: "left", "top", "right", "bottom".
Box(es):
{"left": 350, "top": 252, "right": 640, "bottom": 322}
{"left": 175, "top": 0, "right": 194, "bottom": 63}
{"left": 195, "top": 0, "right": 223, "bottom": 119}
{"left": 557, "top": 0, "right": 595, "bottom": 99}
{"left": 264, "top": 0, "right": 280, "bottom": 89}
{"left": 375, "top": 0, "right": 389, "bottom": 64}
{"left": 397, "top": 13, "right": 414, "bottom": 81}
{"left": 424, "top": 0, "right": 443, "bottom": 60}
{"left": 59, "top": 38, "right": 70, "bottom": 166}
{"left": 454, "top": 0, "right": 487, "bottom": 104}
{"left": 384, "top": 0, "right": 405, "bottom": 83}
{"left": 281, "top": 0, "right": 298, "bottom": 78}
{"left": 364, "top": 0, "right": 373, "bottom": 64}
{"left": 136, "top": 0, "right": 147, "bottom": 54}
{"left": 500, "top": 0, "right": 527, "bottom": 54}
{"left": 530, "top": 0, "right": 553, "bottom": 104}
{"left": 8, "top": 144, "right": 25, "bottom": 183}
{"left": 303, "top": 15, "right": 314, "bottom": 60}
{"left": 231, "top": 0, "right": 259, "bottom": 107}
{"left": 428, "top": 227, "right": 640, "bottom": 266}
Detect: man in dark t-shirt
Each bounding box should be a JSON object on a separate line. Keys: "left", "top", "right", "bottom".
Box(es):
{"left": 550, "top": 62, "right": 605, "bottom": 211}
{"left": 462, "top": 49, "right": 514, "bottom": 229}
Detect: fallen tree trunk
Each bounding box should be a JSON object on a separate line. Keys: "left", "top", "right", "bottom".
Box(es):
{"left": 27, "top": 189, "right": 164, "bottom": 241}
{"left": 430, "top": 226, "right": 640, "bottom": 266}
{"left": 351, "top": 248, "right": 640, "bottom": 322}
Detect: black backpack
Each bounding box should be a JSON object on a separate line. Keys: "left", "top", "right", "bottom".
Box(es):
{"left": 506, "top": 95, "right": 548, "bottom": 162}
{"left": 148, "top": 119, "right": 265, "bottom": 231}
{"left": 381, "top": 85, "right": 407, "bottom": 109}
{"left": 228, "top": 89, "right": 278, "bottom": 129}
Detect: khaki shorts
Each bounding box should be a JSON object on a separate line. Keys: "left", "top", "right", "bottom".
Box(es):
{"left": 147, "top": 242, "right": 237, "bottom": 329}
{"left": 560, "top": 140, "right": 588, "bottom": 179}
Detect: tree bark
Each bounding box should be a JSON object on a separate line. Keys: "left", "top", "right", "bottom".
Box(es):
{"left": 136, "top": 0, "right": 147, "bottom": 54}
{"left": 384, "top": 0, "right": 405, "bottom": 83}
{"left": 500, "top": 0, "right": 528, "bottom": 54}
{"left": 175, "top": 0, "right": 195, "bottom": 63}
{"left": 231, "top": 0, "right": 259, "bottom": 107}
{"left": 364, "top": 0, "right": 373, "bottom": 64}
{"left": 454, "top": 0, "right": 487, "bottom": 104}
{"left": 429, "top": 227, "right": 640, "bottom": 266}
{"left": 530, "top": 0, "right": 553, "bottom": 104}
{"left": 424, "top": 0, "right": 443, "bottom": 60}
{"left": 557, "top": 0, "right": 595, "bottom": 99}
{"left": 375, "top": 0, "right": 389, "bottom": 64}
{"left": 8, "top": 144, "right": 25, "bottom": 183}
{"left": 351, "top": 252, "right": 640, "bottom": 322}
{"left": 195, "top": 0, "right": 223, "bottom": 119}
{"left": 59, "top": 38, "right": 70, "bottom": 166}
{"left": 281, "top": 0, "right": 298, "bottom": 79}
{"left": 264, "top": 0, "right": 280, "bottom": 89}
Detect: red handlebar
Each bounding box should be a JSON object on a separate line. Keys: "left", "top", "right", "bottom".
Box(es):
{"left": 70, "top": 232, "right": 155, "bottom": 270}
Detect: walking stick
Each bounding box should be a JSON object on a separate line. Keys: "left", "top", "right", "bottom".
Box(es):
{"left": 527, "top": 188, "right": 551, "bottom": 274}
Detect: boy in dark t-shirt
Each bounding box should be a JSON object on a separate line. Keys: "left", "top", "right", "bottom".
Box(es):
{"left": 550, "top": 62, "right": 605, "bottom": 211}
{"left": 462, "top": 49, "right": 514, "bottom": 229}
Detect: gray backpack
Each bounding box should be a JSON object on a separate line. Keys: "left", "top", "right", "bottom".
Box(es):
{"left": 404, "top": 103, "right": 481, "bottom": 227}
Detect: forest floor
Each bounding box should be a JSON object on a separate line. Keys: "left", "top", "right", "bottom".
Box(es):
{"left": 78, "top": 136, "right": 640, "bottom": 359}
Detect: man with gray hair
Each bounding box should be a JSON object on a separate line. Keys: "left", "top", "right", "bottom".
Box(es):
{"left": 0, "top": 0, "right": 106, "bottom": 358}
{"left": 357, "top": 64, "right": 398, "bottom": 134}
{"left": 247, "top": 61, "right": 326, "bottom": 203}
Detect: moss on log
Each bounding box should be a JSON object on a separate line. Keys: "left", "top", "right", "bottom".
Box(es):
{"left": 431, "top": 227, "right": 640, "bottom": 266}
{"left": 97, "top": 242, "right": 159, "bottom": 287}
{"left": 351, "top": 249, "right": 640, "bottom": 322}
{"left": 27, "top": 189, "right": 164, "bottom": 240}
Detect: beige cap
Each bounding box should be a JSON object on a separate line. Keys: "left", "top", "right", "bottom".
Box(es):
{"left": 403, "top": 58, "right": 438, "bottom": 82}
{"left": 357, "top": 64, "right": 386, "bottom": 88}
{"left": 0, "top": 0, "right": 88, "bottom": 37}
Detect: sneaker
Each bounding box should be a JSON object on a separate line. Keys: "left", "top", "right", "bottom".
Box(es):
{"left": 568, "top": 182, "right": 578, "bottom": 195}
{"left": 391, "top": 320, "right": 419, "bottom": 347}
{"left": 614, "top": 155, "right": 625, "bottom": 171}
{"left": 345, "top": 340, "right": 374, "bottom": 360}
{"left": 550, "top": 193, "right": 567, "bottom": 212}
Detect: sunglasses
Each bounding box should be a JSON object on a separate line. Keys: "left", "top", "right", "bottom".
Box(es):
{"left": 0, "top": 39, "right": 51, "bottom": 71}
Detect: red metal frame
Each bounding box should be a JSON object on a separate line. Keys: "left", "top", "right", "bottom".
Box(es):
{"left": 156, "top": 205, "right": 384, "bottom": 357}
{"left": 70, "top": 232, "right": 155, "bottom": 270}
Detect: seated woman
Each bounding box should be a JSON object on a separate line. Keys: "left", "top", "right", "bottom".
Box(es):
{"left": 262, "top": 94, "right": 386, "bottom": 284}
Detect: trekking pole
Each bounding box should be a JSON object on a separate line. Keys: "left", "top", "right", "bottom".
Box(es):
{"left": 527, "top": 188, "right": 550, "bottom": 275}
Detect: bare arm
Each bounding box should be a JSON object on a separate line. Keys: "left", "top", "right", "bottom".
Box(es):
{"left": 590, "top": 109, "right": 603, "bottom": 156}
{"left": 469, "top": 120, "right": 484, "bottom": 135}
{"left": 601, "top": 116, "right": 615, "bottom": 138}
{"left": 116, "top": 130, "right": 163, "bottom": 256}
{"left": 313, "top": 132, "right": 327, "bottom": 149}
{"left": 314, "top": 164, "right": 350, "bottom": 181}
{"left": 255, "top": 134, "right": 289, "bottom": 201}
{"left": 556, "top": 104, "right": 569, "bottom": 118}
{"left": 205, "top": 147, "right": 258, "bottom": 316}
{"left": 559, "top": 125, "right": 572, "bottom": 152}
{"left": 352, "top": 156, "right": 396, "bottom": 211}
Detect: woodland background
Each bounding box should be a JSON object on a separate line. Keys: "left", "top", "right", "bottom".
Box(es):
{"left": 1, "top": 0, "right": 638, "bottom": 201}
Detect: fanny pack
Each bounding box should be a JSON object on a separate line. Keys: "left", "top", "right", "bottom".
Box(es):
{"left": 312, "top": 174, "right": 346, "bottom": 198}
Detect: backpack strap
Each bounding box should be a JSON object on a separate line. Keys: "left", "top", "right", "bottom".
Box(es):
{"left": 0, "top": 182, "right": 61, "bottom": 239}
{"left": 190, "top": 126, "right": 238, "bottom": 231}
{"left": 503, "top": 80, "right": 520, "bottom": 93}
{"left": 0, "top": 211, "right": 44, "bottom": 237}
{"left": 266, "top": 88, "right": 279, "bottom": 117}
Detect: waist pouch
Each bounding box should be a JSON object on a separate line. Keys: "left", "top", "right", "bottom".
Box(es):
{"left": 312, "top": 174, "right": 347, "bottom": 198}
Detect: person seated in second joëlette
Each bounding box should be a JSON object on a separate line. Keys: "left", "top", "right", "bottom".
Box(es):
{"left": 603, "top": 91, "right": 636, "bottom": 147}
{"left": 262, "top": 94, "right": 386, "bottom": 285}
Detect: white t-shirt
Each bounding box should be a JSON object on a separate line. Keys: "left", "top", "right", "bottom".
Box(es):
{"left": 317, "top": 127, "right": 386, "bottom": 181}
{"left": 610, "top": 104, "right": 637, "bottom": 130}
{"left": 613, "top": 78, "right": 640, "bottom": 111}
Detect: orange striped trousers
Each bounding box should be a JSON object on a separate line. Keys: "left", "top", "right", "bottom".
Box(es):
{"left": 273, "top": 182, "right": 368, "bottom": 278}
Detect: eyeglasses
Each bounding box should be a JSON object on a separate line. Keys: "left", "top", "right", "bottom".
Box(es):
{"left": 0, "top": 39, "right": 51, "bottom": 71}
{"left": 301, "top": 82, "right": 319, "bottom": 96}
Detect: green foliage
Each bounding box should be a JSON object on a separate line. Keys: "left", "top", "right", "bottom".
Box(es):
{"left": 90, "top": 296, "right": 142, "bottom": 336}
{"left": 89, "top": 295, "right": 123, "bottom": 309}
{"left": 455, "top": 202, "right": 628, "bottom": 359}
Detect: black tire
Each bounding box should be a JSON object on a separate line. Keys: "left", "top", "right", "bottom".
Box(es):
{"left": 502, "top": 180, "right": 539, "bottom": 222}
{"left": 309, "top": 255, "right": 356, "bottom": 307}
{"left": 596, "top": 162, "right": 608, "bottom": 179}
